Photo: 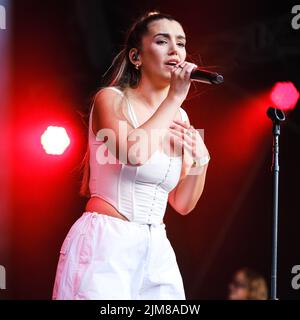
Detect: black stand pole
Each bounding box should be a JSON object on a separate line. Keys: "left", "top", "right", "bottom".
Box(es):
{"left": 267, "top": 107, "right": 285, "bottom": 300}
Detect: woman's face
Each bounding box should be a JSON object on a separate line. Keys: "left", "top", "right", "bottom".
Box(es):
{"left": 139, "top": 18, "right": 187, "bottom": 85}
{"left": 228, "top": 271, "right": 250, "bottom": 300}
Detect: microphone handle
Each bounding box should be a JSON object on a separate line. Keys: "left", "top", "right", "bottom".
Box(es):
{"left": 191, "top": 69, "right": 224, "bottom": 84}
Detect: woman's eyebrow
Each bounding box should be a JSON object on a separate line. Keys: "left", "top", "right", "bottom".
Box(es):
{"left": 153, "top": 33, "right": 186, "bottom": 40}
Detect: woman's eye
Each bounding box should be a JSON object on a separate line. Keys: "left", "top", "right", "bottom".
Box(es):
{"left": 156, "top": 40, "right": 185, "bottom": 47}
{"left": 156, "top": 40, "right": 167, "bottom": 45}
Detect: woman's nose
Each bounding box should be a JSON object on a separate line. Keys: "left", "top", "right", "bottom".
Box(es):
{"left": 168, "top": 41, "right": 179, "bottom": 56}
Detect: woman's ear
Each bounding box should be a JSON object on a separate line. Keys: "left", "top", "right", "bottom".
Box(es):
{"left": 129, "top": 48, "right": 140, "bottom": 65}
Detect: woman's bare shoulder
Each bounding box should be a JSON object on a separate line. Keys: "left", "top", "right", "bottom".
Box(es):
{"left": 93, "top": 87, "right": 128, "bottom": 114}
{"left": 92, "top": 86, "right": 132, "bottom": 128}
{"left": 94, "top": 86, "right": 124, "bottom": 105}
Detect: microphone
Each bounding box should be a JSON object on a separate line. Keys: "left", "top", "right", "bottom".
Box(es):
{"left": 190, "top": 68, "right": 224, "bottom": 84}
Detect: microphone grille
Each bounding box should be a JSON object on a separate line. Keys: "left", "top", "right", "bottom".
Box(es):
{"left": 212, "top": 74, "right": 224, "bottom": 84}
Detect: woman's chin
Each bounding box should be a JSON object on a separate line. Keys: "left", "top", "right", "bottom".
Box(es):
{"left": 144, "top": 70, "right": 171, "bottom": 86}
{"left": 159, "top": 71, "right": 172, "bottom": 83}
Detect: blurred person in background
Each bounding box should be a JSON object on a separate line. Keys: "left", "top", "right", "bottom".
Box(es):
{"left": 228, "top": 267, "right": 268, "bottom": 300}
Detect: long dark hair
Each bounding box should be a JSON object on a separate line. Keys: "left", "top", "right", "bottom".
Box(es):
{"left": 80, "top": 11, "right": 179, "bottom": 197}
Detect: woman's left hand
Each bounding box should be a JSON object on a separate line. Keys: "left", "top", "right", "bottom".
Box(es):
{"left": 169, "top": 119, "right": 209, "bottom": 167}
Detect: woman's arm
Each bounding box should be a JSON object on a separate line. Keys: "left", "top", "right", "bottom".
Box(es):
{"left": 168, "top": 162, "right": 209, "bottom": 215}
{"left": 93, "top": 89, "right": 179, "bottom": 165}
{"left": 168, "top": 118, "right": 210, "bottom": 215}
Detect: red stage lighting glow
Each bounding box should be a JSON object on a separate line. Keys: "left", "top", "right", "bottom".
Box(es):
{"left": 270, "top": 82, "right": 299, "bottom": 111}
{"left": 41, "top": 126, "right": 70, "bottom": 155}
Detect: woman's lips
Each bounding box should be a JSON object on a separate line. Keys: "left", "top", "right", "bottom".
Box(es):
{"left": 164, "top": 64, "right": 175, "bottom": 68}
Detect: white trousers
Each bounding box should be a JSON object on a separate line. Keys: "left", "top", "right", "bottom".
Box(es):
{"left": 52, "top": 212, "right": 185, "bottom": 300}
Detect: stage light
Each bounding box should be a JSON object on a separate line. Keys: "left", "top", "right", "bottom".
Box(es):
{"left": 270, "top": 82, "right": 299, "bottom": 111}
{"left": 41, "top": 126, "right": 70, "bottom": 155}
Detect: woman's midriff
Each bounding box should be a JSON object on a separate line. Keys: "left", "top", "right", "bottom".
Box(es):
{"left": 85, "top": 197, "right": 129, "bottom": 221}
{"left": 85, "top": 196, "right": 164, "bottom": 224}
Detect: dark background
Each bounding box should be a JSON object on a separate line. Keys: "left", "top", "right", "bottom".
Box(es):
{"left": 0, "top": 0, "right": 300, "bottom": 299}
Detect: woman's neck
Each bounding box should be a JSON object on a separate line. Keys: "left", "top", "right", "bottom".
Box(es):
{"left": 128, "top": 76, "right": 170, "bottom": 111}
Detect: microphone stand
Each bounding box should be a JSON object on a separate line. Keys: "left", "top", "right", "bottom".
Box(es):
{"left": 266, "top": 107, "right": 285, "bottom": 300}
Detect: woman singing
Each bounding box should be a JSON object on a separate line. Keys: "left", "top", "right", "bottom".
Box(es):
{"left": 53, "top": 11, "right": 210, "bottom": 300}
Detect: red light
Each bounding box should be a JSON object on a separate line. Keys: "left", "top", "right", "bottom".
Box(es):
{"left": 41, "top": 126, "right": 70, "bottom": 155}
{"left": 270, "top": 82, "right": 299, "bottom": 111}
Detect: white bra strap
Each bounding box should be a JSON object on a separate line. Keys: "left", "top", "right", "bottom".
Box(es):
{"left": 105, "top": 87, "right": 139, "bottom": 128}
{"left": 125, "top": 98, "right": 139, "bottom": 128}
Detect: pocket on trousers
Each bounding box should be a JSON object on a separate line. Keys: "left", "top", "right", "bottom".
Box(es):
{"left": 78, "top": 233, "right": 93, "bottom": 265}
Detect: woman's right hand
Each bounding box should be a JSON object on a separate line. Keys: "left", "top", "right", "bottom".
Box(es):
{"left": 167, "top": 61, "right": 197, "bottom": 103}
